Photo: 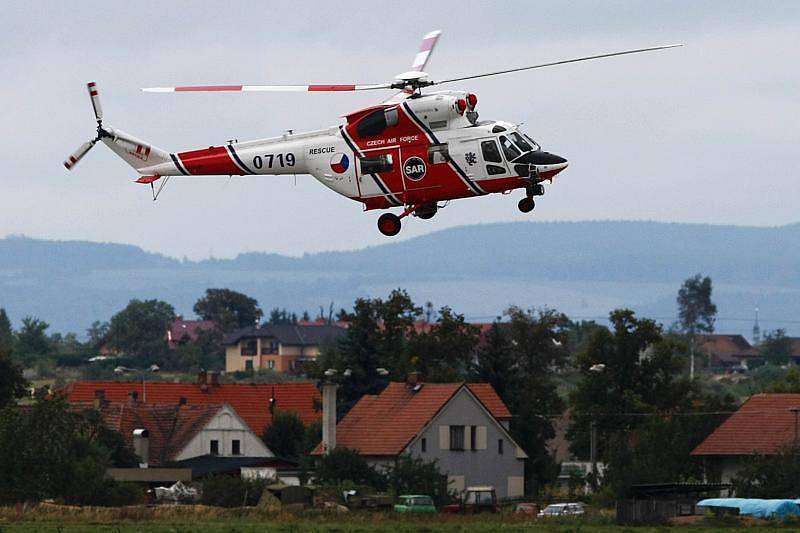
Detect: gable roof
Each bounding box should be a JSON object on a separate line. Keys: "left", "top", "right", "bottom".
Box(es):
{"left": 313, "top": 382, "right": 512, "bottom": 456}
{"left": 696, "top": 334, "right": 759, "bottom": 364}
{"left": 63, "top": 381, "right": 321, "bottom": 436}
{"left": 222, "top": 324, "right": 346, "bottom": 346}
{"left": 167, "top": 319, "right": 216, "bottom": 349}
{"left": 71, "top": 401, "right": 222, "bottom": 466}
{"left": 692, "top": 394, "right": 800, "bottom": 456}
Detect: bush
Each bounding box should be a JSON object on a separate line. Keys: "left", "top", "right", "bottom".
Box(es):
{"left": 315, "top": 447, "right": 386, "bottom": 490}
{"left": 201, "top": 475, "right": 272, "bottom": 507}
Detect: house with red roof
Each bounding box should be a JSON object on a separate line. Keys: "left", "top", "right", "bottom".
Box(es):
{"left": 71, "top": 398, "right": 272, "bottom": 466}
{"left": 313, "top": 377, "right": 527, "bottom": 499}
{"left": 692, "top": 394, "right": 800, "bottom": 484}
{"left": 695, "top": 334, "right": 760, "bottom": 371}
{"left": 63, "top": 372, "right": 321, "bottom": 437}
{"left": 166, "top": 318, "right": 216, "bottom": 350}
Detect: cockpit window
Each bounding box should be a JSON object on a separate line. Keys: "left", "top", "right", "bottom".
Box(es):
{"left": 481, "top": 140, "right": 502, "bottom": 163}
{"left": 510, "top": 132, "right": 534, "bottom": 152}
{"left": 522, "top": 133, "right": 541, "bottom": 151}
{"left": 499, "top": 136, "right": 522, "bottom": 161}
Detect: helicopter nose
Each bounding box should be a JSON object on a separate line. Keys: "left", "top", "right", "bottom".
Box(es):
{"left": 530, "top": 151, "right": 567, "bottom": 166}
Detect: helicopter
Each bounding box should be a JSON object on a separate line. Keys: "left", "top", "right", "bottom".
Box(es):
{"left": 64, "top": 31, "right": 680, "bottom": 236}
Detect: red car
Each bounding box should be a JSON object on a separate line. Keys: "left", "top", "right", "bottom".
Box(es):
{"left": 441, "top": 486, "right": 499, "bottom": 514}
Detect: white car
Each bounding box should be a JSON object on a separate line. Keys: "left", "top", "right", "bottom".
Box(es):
{"left": 538, "top": 502, "right": 585, "bottom": 518}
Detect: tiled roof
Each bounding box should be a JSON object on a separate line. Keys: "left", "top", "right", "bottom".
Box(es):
{"left": 63, "top": 381, "right": 321, "bottom": 436}
{"left": 222, "top": 324, "right": 346, "bottom": 346}
{"left": 167, "top": 319, "right": 216, "bottom": 349}
{"left": 312, "top": 382, "right": 512, "bottom": 456}
{"left": 692, "top": 394, "right": 800, "bottom": 456}
{"left": 70, "top": 401, "right": 221, "bottom": 466}
{"left": 696, "top": 334, "right": 759, "bottom": 364}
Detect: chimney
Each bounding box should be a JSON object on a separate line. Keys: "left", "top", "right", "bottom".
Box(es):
{"left": 127, "top": 390, "right": 139, "bottom": 406}
{"left": 208, "top": 371, "right": 219, "bottom": 386}
{"left": 93, "top": 389, "right": 106, "bottom": 409}
{"left": 407, "top": 371, "right": 422, "bottom": 387}
{"left": 197, "top": 370, "right": 207, "bottom": 385}
{"left": 322, "top": 382, "right": 337, "bottom": 454}
{"left": 133, "top": 429, "right": 149, "bottom": 468}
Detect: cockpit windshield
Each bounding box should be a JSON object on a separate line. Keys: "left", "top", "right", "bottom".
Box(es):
{"left": 511, "top": 132, "right": 540, "bottom": 152}
{"left": 498, "top": 131, "right": 542, "bottom": 162}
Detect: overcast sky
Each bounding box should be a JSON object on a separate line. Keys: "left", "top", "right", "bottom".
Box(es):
{"left": 1, "top": 1, "right": 798, "bottom": 259}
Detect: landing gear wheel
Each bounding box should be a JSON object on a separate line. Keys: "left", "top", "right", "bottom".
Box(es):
{"left": 518, "top": 197, "right": 536, "bottom": 213}
{"left": 377, "top": 213, "right": 402, "bottom": 236}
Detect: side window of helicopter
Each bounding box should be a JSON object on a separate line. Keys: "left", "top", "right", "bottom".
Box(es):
{"left": 356, "top": 107, "right": 399, "bottom": 138}
{"left": 499, "top": 136, "right": 522, "bottom": 162}
{"left": 359, "top": 154, "right": 394, "bottom": 174}
{"left": 481, "top": 140, "right": 502, "bottom": 163}
{"left": 428, "top": 143, "right": 449, "bottom": 164}
{"left": 510, "top": 132, "right": 534, "bottom": 152}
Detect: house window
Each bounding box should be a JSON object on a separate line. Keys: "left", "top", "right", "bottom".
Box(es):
{"left": 210, "top": 439, "right": 220, "bottom": 455}
{"left": 470, "top": 426, "right": 477, "bottom": 451}
{"left": 261, "top": 339, "right": 278, "bottom": 355}
{"left": 498, "top": 438, "right": 504, "bottom": 455}
{"left": 244, "top": 359, "right": 254, "bottom": 371}
{"left": 241, "top": 339, "right": 257, "bottom": 356}
{"left": 421, "top": 437, "right": 427, "bottom": 453}
{"left": 267, "top": 360, "right": 275, "bottom": 370}
{"left": 449, "top": 425, "right": 465, "bottom": 451}
{"left": 232, "top": 439, "right": 241, "bottom": 456}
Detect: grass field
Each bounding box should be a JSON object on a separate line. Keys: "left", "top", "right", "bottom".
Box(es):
{"left": 2, "top": 505, "right": 800, "bottom": 533}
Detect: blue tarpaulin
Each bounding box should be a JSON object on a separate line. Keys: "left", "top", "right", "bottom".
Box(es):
{"left": 697, "top": 498, "right": 800, "bottom": 519}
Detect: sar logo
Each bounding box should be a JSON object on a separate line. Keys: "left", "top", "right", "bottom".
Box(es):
{"left": 403, "top": 156, "right": 426, "bottom": 181}
{"left": 330, "top": 153, "right": 349, "bottom": 173}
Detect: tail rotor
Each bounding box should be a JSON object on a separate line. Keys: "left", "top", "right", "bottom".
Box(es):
{"left": 63, "top": 81, "right": 108, "bottom": 170}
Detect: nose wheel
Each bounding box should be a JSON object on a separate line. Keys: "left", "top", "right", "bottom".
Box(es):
{"left": 377, "top": 213, "right": 402, "bottom": 236}
{"left": 518, "top": 197, "right": 536, "bottom": 213}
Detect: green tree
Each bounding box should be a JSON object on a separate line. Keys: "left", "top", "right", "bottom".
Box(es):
{"left": 568, "top": 309, "right": 690, "bottom": 461}
{"left": 319, "top": 289, "right": 420, "bottom": 413}
{"left": 15, "top": 316, "right": 51, "bottom": 358}
{"left": 0, "top": 397, "right": 141, "bottom": 504}
{"left": 262, "top": 410, "right": 306, "bottom": 460}
{"left": 86, "top": 320, "right": 110, "bottom": 348}
{"left": 677, "top": 274, "right": 717, "bottom": 379}
{"left": 268, "top": 308, "right": 298, "bottom": 325}
{"left": 0, "top": 308, "right": 13, "bottom": 355}
{"left": 761, "top": 329, "right": 792, "bottom": 366}
{"left": 315, "top": 447, "right": 385, "bottom": 488}
{"left": 471, "top": 307, "right": 571, "bottom": 495}
{"left": 733, "top": 445, "right": 800, "bottom": 498}
{"left": 385, "top": 454, "right": 451, "bottom": 507}
{"left": 107, "top": 299, "right": 175, "bottom": 361}
{"left": 171, "top": 328, "right": 225, "bottom": 371}
{"left": 0, "top": 353, "right": 27, "bottom": 408}
{"left": 408, "top": 306, "right": 480, "bottom": 382}
{"left": 193, "top": 288, "right": 263, "bottom": 333}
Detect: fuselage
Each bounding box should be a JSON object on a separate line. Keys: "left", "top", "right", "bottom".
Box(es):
{"left": 138, "top": 90, "right": 568, "bottom": 210}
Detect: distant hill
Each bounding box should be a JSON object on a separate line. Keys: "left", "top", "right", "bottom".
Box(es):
{"left": 1, "top": 221, "right": 798, "bottom": 338}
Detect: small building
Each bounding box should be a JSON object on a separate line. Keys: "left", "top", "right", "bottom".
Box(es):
{"left": 695, "top": 334, "right": 760, "bottom": 372}
{"left": 63, "top": 374, "right": 321, "bottom": 437}
{"left": 70, "top": 400, "right": 273, "bottom": 466}
{"left": 313, "top": 377, "right": 527, "bottom": 499}
{"left": 166, "top": 318, "right": 216, "bottom": 350}
{"left": 223, "top": 324, "right": 346, "bottom": 373}
{"left": 692, "top": 393, "right": 800, "bottom": 483}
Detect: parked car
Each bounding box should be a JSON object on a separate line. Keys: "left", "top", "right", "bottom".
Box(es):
{"left": 441, "top": 486, "right": 499, "bottom": 514}
{"left": 512, "top": 502, "right": 539, "bottom": 516}
{"left": 538, "top": 502, "right": 585, "bottom": 518}
{"left": 394, "top": 495, "right": 437, "bottom": 513}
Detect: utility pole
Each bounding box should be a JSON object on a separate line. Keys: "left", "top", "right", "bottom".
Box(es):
{"left": 589, "top": 419, "right": 597, "bottom": 492}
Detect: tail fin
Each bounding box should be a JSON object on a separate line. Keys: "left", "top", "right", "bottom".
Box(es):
{"left": 64, "top": 81, "right": 170, "bottom": 174}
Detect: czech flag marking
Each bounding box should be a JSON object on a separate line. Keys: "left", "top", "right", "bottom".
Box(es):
{"left": 330, "top": 153, "right": 349, "bottom": 173}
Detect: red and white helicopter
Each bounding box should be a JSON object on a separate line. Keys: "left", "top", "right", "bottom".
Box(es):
{"left": 65, "top": 32, "right": 679, "bottom": 236}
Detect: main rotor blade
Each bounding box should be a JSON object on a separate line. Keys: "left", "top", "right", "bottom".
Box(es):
{"left": 432, "top": 44, "right": 683, "bottom": 86}
{"left": 142, "top": 83, "right": 393, "bottom": 93}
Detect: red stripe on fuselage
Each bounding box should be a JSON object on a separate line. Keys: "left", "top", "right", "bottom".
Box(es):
{"left": 177, "top": 146, "right": 243, "bottom": 175}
